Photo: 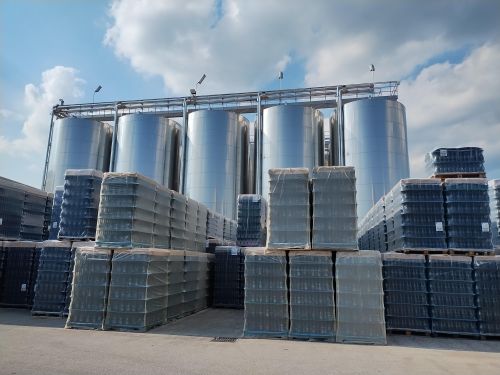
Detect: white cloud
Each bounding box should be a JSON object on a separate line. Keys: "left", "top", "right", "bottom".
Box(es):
{"left": 0, "top": 66, "right": 85, "bottom": 186}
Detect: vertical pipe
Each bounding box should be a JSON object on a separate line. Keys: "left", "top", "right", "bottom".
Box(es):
{"left": 336, "top": 87, "right": 345, "bottom": 166}
{"left": 179, "top": 98, "right": 188, "bottom": 194}
{"left": 41, "top": 109, "right": 56, "bottom": 191}
{"left": 109, "top": 102, "right": 119, "bottom": 171}
{"left": 255, "top": 94, "right": 262, "bottom": 195}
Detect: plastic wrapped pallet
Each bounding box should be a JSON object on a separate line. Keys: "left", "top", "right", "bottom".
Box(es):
{"left": 29, "top": 244, "right": 41, "bottom": 306}
{"left": 64, "top": 241, "right": 94, "bottom": 315}
{"left": 358, "top": 197, "right": 386, "bottom": 252}
{"left": 289, "top": 251, "right": 335, "bottom": 339}
{"left": 170, "top": 190, "right": 187, "bottom": 251}
{"left": 65, "top": 246, "right": 113, "bottom": 330}
{"left": 214, "top": 246, "right": 244, "bottom": 308}
{"left": 0, "top": 241, "right": 37, "bottom": 307}
{"left": 444, "top": 178, "right": 492, "bottom": 250}
{"left": 32, "top": 240, "right": 72, "bottom": 315}
{"left": 385, "top": 179, "right": 446, "bottom": 251}
{"left": 489, "top": 180, "right": 500, "bottom": 252}
{"left": 267, "top": 168, "right": 310, "bottom": 249}
{"left": 312, "top": 167, "right": 357, "bottom": 250}
{"left": 428, "top": 255, "right": 478, "bottom": 335}
{"left": 243, "top": 248, "right": 288, "bottom": 338}
{"left": 96, "top": 173, "right": 157, "bottom": 248}
{"left": 104, "top": 249, "right": 169, "bottom": 332}
{"left": 48, "top": 186, "right": 64, "bottom": 240}
{"left": 193, "top": 252, "right": 214, "bottom": 311}
{"left": 474, "top": 256, "right": 500, "bottom": 336}
{"left": 185, "top": 198, "right": 198, "bottom": 251}
{"left": 207, "top": 210, "right": 224, "bottom": 241}
{"left": 0, "top": 241, "right": 5, "bottom": 291}
{"left": 236, "top": 195, "right": 267, "bottom": 247}
{"left": 195, "top": 203, "right": 208, "bottom": 252}
{"left": 336, "top": 250, "right": 386, "bottom": 344}
{"left": 20, "top": 185, "right": 52, "bottom": 242}
{"left": 425, "top": 147, "right": 485, "bottom": 176}
{"left": 0, "top": 177, "right": 26, "bottom": 240}
{"left": 153, "top": 186, "right": 171, "bottom": 249}
{"left": 382, "top": 253, "right": 430, "bottom": 332}
{"left": 59, "top": 169, "right": 103, "bottom": 240}
{"left": 183, "top": 251, "right": 212, "bottom": 315}
{"left": 166, "top": 250, "right": 184, "bottom": 320}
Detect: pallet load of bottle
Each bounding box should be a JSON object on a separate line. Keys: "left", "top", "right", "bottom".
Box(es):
{"left": 488, "top": 180, "right": 500, "bottom": 252}
{"left": 358, "top": 197, "right": 386, "bottom": 252}
{"left": 213, "top": 246, "right": 244, "bottom": 309}
{"left": 426, "top": 147, "right": 485, "bottom": 177}
{"left": 48, "top": 186, "right": 63, "bottom": 240}
{"left": 236, "top": 195, "right": 266, "bottom": 247}
{"left": 0, "top": 176, "right": 52, "bottom": 242}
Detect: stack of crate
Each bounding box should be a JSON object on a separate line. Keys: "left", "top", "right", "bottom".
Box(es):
{"left": 195, "top": 203, "right": 208, "bottom": 252}
{"left": 48, "top": 186, "right": 64, "bottom": 240}
{"left": 193, "top": 253, "right": 213, "bottom": 311}
{"left": 0, "top": 241, "right": 37, "bottom": 308}
{"left": 289, "top": 252, "right": 335, "bottom": 339}
{"left": 0, "top": 177, "right": 25, "bottom": 239}
{"left": 335, "top": 251, "right": 386, "bottom": 344}
{"left": 489, "top": 180, "right": 500, "bottom": 250}
{"left": 444, "top": 178, "right": 492, "bottom": 251}
{"left": 105, "top": 249, "right": 169, "bottom": 332}
{"left": 428, "top": 255, "right": 478, "bottom": 335}
{"left": 170, "top": 191, "right": 187, "bottom": 251}
{"left": 166, "top": 250, "right": 185, "bottom": 320}
{"left": 311, "top": 167, "right": 357, "bottom": 250}
{"left": 207, "top": 210, "right": 224, "bottom": 241}
{"left": 154, "top": 186, "right": 171, "bottom": 249}
{"left": 96, "top": 173, "right": 157, "bottom": 248}
{"left": 474, "top": 256, "right": 500, "bottom": 336}
{"left": 385, "top": 179, "right": 447, "bottom": 251}
{"left": 185, "top": 199, "right": 198, "bottom": 251}
{"left": 59, "top": 170, "right": 103, "bottom": 240}
{"left": 66, "top": 247, "right": 113, "bottom": 329}
{"left": 426, "top": 147, "right": 485, "bottom": 175}
{"left": 267, "top": 168, "right": 310, "bottom": 250}
{"left": 182, "top": 252, "right": 212, "bottom": 314}
{"left": 357, "top": 197, "right": 386, "bottom": 252}
{"left": 243, "top": 248, "right": 288, "bottom": 338}
{"left": 32, "top": 240, "right": 72, "bottom": 315}
{"left": 64, "top": 241, "right": 92, "bottom": 315}
{"left": 213, "top": 246, "right": 244, "bottom": 308}
{"left": 382, "top": 253, "right": 430, "bottom": 332}
{"left": 236, "top": 195, "right": 266, "bottom": 247}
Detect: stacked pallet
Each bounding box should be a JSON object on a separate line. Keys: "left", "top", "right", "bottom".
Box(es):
{"left": 29, "top": 244, "right": 41, "bottom": 307}
{"left": 267, "top": 168, "right": 310, "bottom": 250}
{"left": 358, "top": 197, "right": 386, "bottom": 251}
{"left": 489, "top": 180, "right": 500, "bottom": 250}
{"left": 474, "top": 256, "right": 500, "bottom": 336}
{"left": 64, "top": 241, "right": 92, "bottom": 315}
{"left": 207, "top": 210, "right": 224, "bottom": 241}
{"left": 213, "top": 246, "right": 244, "bottom": 308}
{"left": 385, "top": 179, "right": 446, "bottom": 251}
{"left": 426, "top": 147, "right": 485, "bottom": 176}
{"left": 0, "top": 178, "right": 26, "bottom": 239}
{"left": 195, "top": 204, "right": 208, "bottom": 252}
{"left": 153, "top": 186, "right": 171, "bottom": 249}
{"left": 170, "top": 190, "right": 187, "bottom": 250}
{"left": 59, "top": 170, "right": 103, "bottom": 240}
{"left": 244, "top": 248, "right": 288, "bottom": 338}
{"left": 428, "top": 255, "right": 478, "bottom": 336}
{"left": 66, "top": 247, "right": 113, "bottom": 329}
{"left": 382, "top": 253, "right": 430, "bottom": 332}
{"left": 444, "top": 178, "right": 492, "bottom": 251}
{"left": 0, "top": 242, "right": 5, "bottom": 291}
{"left": 0, "top": 241, "right": 38, "bottom": 308}
{"left": 48, "top": 186, "right": 64, "bottom": 240}
{"left": 236, "top": 195, "right": 266, "bottom": 247}
{"left": 105, "top": 249, "right": 169, "bottom": 332}
{"left": 289, "top": 252, "right": 335, "bottom": 339}
{"left": 166, "top": 250, "right": 185, "bottom": 320}
{"left": 96, "top": 173, "right": 157, "bottom": 248}
{"left": 182, "top": 252, "right": 212, "bottom": 314}
{"left": 21, "top": 185, "right": 52, "bottom": 242}
{"left": 336, "top": 251, "right": 386, "bottom": 344}
{"left": 32, "top": 240, "right": 72, "bottom": 315}
{"left": 311, "top": 167, "right": 357, "bottom": 250}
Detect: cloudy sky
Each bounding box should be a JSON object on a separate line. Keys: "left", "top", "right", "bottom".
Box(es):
{"left": 1, "top": 0, "right": 499, "bottom": 188}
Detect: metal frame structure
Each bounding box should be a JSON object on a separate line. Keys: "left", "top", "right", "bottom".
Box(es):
{"left": 42, "top": 81, "right": 399, "bottom": 192}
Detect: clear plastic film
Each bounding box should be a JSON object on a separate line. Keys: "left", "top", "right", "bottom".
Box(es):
{"left": 195, "top": 203, "right": 208, "bottom": 252}
{"left": 65, "top": 246, "right": 113, "bottom": 330}
{"left": 170, "top": 190, "right": 187, "bottom": 251}
{"left": 473, "top": 255, "right": 500, "bottom": 335}
{"left": 335, "top": 250, "right": 386, "bottom": 344}
{"left": 48, "top": 186, "right": 64, "bottom": 240}
{"left": 358, "top": 196, "right": 386, "bottom": 252}
{"left": 267, "top": 168, "right": 310, "bottom": 249}
{"left": 289, "top": 251, "right": 335, "bottom": 339}
{"left": 444, "top": 178, "right": 492, "bottom": 250}
{"left": 182, "top": 251, "right": 214, "bottom": 315}
{"left": 213, "top": 246, "right": 244, "bottom": 308}
{"left": 425, "top": 147, "right": 485, "bottom": 176}
{"left": 489, "top": 180, "right": 500, "bottom": 251}
{"left": 236, "top": 194, "right": 267, "bottom": 247}
{"left": 311, "top": 167, "right": 357, "bottom": 250}
{"left": 243, "top": 248, "right": 288, "bottom": 337}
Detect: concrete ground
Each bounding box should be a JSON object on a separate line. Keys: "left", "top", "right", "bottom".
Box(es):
{"left": 1, "top": 308, "right": 500, "bottom": 375}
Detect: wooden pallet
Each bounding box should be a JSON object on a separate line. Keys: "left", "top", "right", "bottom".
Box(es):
{"left": 449, "top": 249, "right": 495, "bottom": 256}
{"left": 395, "top": 248, "right": 448, "bottom": 255}
{"left": 430, "top": 172, "right": 486, "bottom": 180}
{"left": 32, "top": 311, "right": 64, "bottom": 318}
{"left": 387, "top": 329, "right": 431, "bottom": 337}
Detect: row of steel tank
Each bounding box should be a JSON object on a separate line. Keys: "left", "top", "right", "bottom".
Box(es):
{"left": 44, "top": 97, "right": 409, "bottom": 220}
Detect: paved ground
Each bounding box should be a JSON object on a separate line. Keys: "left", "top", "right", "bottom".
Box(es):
{"left": 1, "top": 308, "right": 500, "bottom": 375}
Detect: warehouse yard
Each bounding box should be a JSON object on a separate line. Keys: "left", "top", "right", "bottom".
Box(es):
{"left": 1, "top": 308, "right": 499, "bottom": 375}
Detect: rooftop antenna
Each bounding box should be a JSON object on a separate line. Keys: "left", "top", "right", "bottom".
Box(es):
{"left": 191, "top": 74, "right": 207, "bottom": 96}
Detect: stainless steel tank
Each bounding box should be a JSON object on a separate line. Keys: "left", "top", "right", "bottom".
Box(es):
{"left": 184, "top": 110, "right": 247, "bottom": 219}
{"left": 239, "top": 117, "right": 249, "bottom": 194}
{"left": 329, "top": 113, "right": 340, "bottom": 166}
{"left": 246, "top": 121, "right": 257, "bottom": 194}
{"left": 261, "top": 105, "right": 324, "bottom": 198}
{"left": 45, "top": 118, "right": 112, "bottom": 192}
{"left": 113, "top": 113, "right": 179, "bottom": 189}
{"left": 344, "top": 97, "right": 410, "bottom": 221}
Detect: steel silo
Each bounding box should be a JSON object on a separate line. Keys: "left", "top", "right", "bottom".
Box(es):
{"left": 329, "top": 114, "right": 340, "bottom": 166}
{"left": 344, "top": 97, "right": 410, "bottom": 221}
{"left": 45, "top": 118, "right": 112, "bottom": 192}
{"left": 113, "top": 113, "right": 180, "bottom": 189}
{"left": 184, "top": 110, "right": 247, "bottom": 219}
{"left": 261, "top": 105, "right": 324, "bottom": 198}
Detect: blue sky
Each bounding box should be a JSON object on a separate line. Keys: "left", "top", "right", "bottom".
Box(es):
{"left": 1, "top": 0, "right": 499, "bottom": 188}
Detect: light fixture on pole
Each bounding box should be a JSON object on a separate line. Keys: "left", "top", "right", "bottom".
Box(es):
{"left": 369, "top": 64, "right": 375, "bottom": 84}
{"left": 93, "top": 85, "right": 102, "bottom": 104}
{"left": 59, "top": 99, "right": 64, "bottom": 106}
{"left": 278, "top": 71, "right": 283, "bottom": 90}
{"left": 190, "top": 74, "right": 207, "bottom": 96}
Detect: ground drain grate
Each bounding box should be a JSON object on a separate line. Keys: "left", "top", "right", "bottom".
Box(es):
{"left": 211, "top": 337, "right": 238, "bottom": 343}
